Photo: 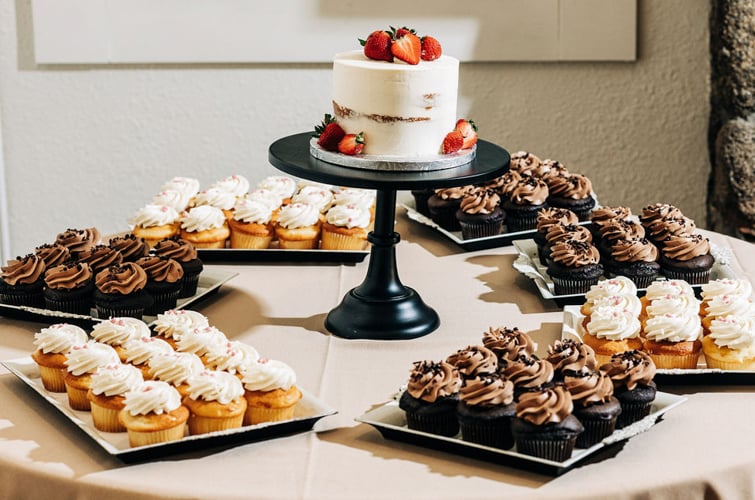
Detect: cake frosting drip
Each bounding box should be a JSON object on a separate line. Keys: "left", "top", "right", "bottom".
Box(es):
{"left": 136, "top": 255, "right": 184, "bottom": 283}
{"left": 564, "top": 371, "right": 614, "bottom": 407}
{"left": 129, "top": 205, "right": 179, "bottom": 228}
{"left": 1, "top": 254, "right": 45, "bottom": 285}
{"left": 515, "top": 385, "right": 574, "bottom": 425}
{"left": 609, "top": 238, "right": 658, "bottom": 263}
{"left": 44, "top": 263, "right": 93, "bottom": 290}
{"left": 508, "top": 175, "right": 548, "bottom": 205}
{"left": 445, "top": 345, "right": 498, "bottom": 377}
{"left": 187, "top": 370, "right": 245, "bottom": 405}
{"left": 233, "top": 199, "right": 274, "bottom": 224}
{"left": 152, "top": 189, "right": 191, "bottom": 212}
{"left": 152, "top": 237, "right": 198, "bottom": 262}
{"left": 277, "top": 203, "right": 320, "bottom": 229}
{"left": 586, "top": 308, "right": 641, "bottom": 340}
{"left": 123, "top": 380, "right": 183, "bottom": 416}
{"left": 123, "top": 336, "right": 174, "bottom": 365}
{"left": 549, "top": 240, "right": 600, "bottom": 266}
{"left": 546, "top": 339, "right": 597, "bottom": 375}
{"left": 241, "top": 358, "right": 297, "bottom": 392}
{"left": 90, "top": 363, "right": 143, "bottom": 396}
{"left": 460, "top": 374, "right": 514, "bottom": 407}
{"left": 537, "top": 208, "right": 579, "bottom": 232}
{"left": 547, "top": 173, "right": 593, "bottom": 199}
{"left": 78, "top": 245, "right": 124, "bottom": 271}
{"left": 95, "top": 263, "right": 147, "bottom": 294}
{"left": 204, "top": 340, "right": 260, "bottom": 374}
{"left": 212, "top": 174, "right": 250, "bottom": 197}
{"left": 709, "top": 316, "right": 755, "bottom": 352}
{"left": 599, "top": 219, "right": 646, "bottom": 243}
{"left": 405, "top": 360, "right": 461, "bottom": 403}
{"left": 34, "top": 244, "right": 71, "bottom": 268}
{"left": 66, "top": 341, "right": 120, "bottom": 376}
{"left": 180, "top": 206, "right": 226, "bottom": 232}
{"left": 108, "top": 234, "right": 150, "bottom": 261}
{"left": 459, "top": 189, "right": 500, "bottom": 215}
{"left": 600, "top": 350, "right": 656, "bottom": 390}
{"left": 153, "top": 309, "right": 209, "bottom": 339}
{"left": 509, "top": 151, "right": 542, "bottom": 172}
{"left": 193, "top": 188, "right": 237, "bottom": 211}
{"left": 545, "top": 224, "right": 592, "bottom": 245}
{"left": 481, "top": 326, "right": 537, "bottom": 362}
{"left": 325, "top": 204, "right": 371, "bottom": 229}
{"left": 33, "top": 323, "right": 88, "bottom": 354}
{"left": 500, "top": 356, "right": 554, "bottom": 390}
{"left": 92, "top": 317, "right": 151, "bottom": 346}
{"left": 661, "top": 234, "right": 710, "bottom": 260}
{"left": 55, "top": 228, "right": 101, "bottom": 254}
{"left": 149, "top": 351, "right": 204, "bottom": 385}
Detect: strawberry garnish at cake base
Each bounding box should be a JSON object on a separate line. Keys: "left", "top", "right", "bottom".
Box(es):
{"left": 314, "top": 114, "right": 346, "bottom": 152}
{"left": 441, "top": 130, "right": 464, "bottom": 154}
{"left": 455, "top": 119, "right": 478, "bottom": 149}
{"left": 391, "top": 30, "right": 421, "bottom": 65}
{"left": 360, "top": 30, "right": 393, "bottom": 62}
{"left": 420, "top": 36, "right": 442, "bottom": 61}
{"left": 338, "top": 133, "right": 365, "bottom": 155}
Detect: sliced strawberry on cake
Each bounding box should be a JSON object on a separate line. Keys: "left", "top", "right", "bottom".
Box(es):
{"left": 441, "top": 130, "right": 464, "bottom": 154}
{"left": 338, "top": 133, "right": 365, "bottom": 155}
{"left": 390, "top": 27, "right": 421, "bottom": 65}
{"left": 454, "top": 119, "right": 478, "bottom": 149}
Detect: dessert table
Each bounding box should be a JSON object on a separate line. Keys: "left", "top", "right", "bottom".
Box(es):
{"left": 1, "top": 202, "right": 754, "bottom": 500}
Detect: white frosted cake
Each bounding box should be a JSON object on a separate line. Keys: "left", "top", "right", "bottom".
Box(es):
{"left": 332, "top": 50, "right": 459, "bottom": 158}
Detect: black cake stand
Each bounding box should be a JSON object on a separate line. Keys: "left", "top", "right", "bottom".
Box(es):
{"left": 268, "top": 132, "right": 510, "bottom": 340}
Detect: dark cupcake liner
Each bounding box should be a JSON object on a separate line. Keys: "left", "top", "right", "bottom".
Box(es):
{"left": 405, "top": 411, "right": 459, "bottom": 437}
{"left": 505, "top": 214, "right": 539, "bottom": 233}
{"left": 458, "top": 220, "right": 504, "bottom": 240}
{"left": 514, "top": 436, "right": 578, "bottom": 462}
{"left": 660, "top": 268, "right": 712, "bottom": 285}
{"left": 429, "top": 209, "right": 462, "bottom": 233}
{"left": 44, "top": 296, "right": 93, "bottom": 315}
{"left": 616, "top": 402, "right": 652, "bottom": 429}
{"left": 0, "top": 290, "right": 45, "bottom": 308}
{"left": 550, "top": 276, "right": 601, "bottom": 295}
{"left": 179, "top": 273, "right": 201, "bottom": 298}
{"left": 145, "top": 287, "right": 182, "bottom": 315}
{"left": 95, "top": 304, "right": 147, "bottom": 320}
{"left": 575, "top": 417, "right": 618, "bottom": 448}
{"left": 459, "top": 419, "right": 514, "bottom": 450}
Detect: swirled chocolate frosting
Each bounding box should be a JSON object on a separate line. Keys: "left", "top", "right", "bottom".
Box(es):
{"left": 610, "top": 238, "right": 659, "bottom": 263}
{"left": 55, "top": 228, "right": 100, "bottom": 255}
{"left": 446, "top": 345, "right": 498, "bottom": 377}
{"left": 135, "top": 255, "right": 184, "bottom": 284}
{"left": 549, "top": 240, "right": 600, "bottom": 267}
{"left": 108, "top": 234, "right": 150, "bottom": 262}
{"left": 500, "top": 355, "right": 554, "bottom": 391}
{"left": 515, "top": 384, "right": 574, "bottom": 425}
{"left": 95, "top": 262, "right": 148, "bottom": 295}
{"left": 546, "top": 339, "right": 597, "bottom": 375}
{"left": 44, "top": 262, "right": 93, "bottom": 290}
{"left": 459, "top": 188, "right": 500, "bottom": 215}
{"left": 563, "top": 371, "right": 614, "bottom": 408}
{"left": 405, "top": 360, "right": 461, "bottom": 403}
{"left": 152, "top": 237, "right": 198, "bottom": 263}
{"left": 482, "top": 326, "right": 538, "bottom": 362}
{"left": 599, "top": 350, "right": 656, "bottom": 390}
{"left": 460, "top": 374, "right": 515, "bottom": 407}
{"left": 1, "top": 254, "right": 45, "bottom": 285}
{"left": 546, "top": 173, "right": 593, "bottom": 200}
{"left": 660, "top": 233, "right": 710, "bottom": 261}
{"left": 77, "top": 244, "right": 123, "bottom": 273}
{"left": 536, "top": 207, "right": 579, "bottom": 233}
{"left": 508, "top": 175, "right": 549, "bottom": 206}
{"left": 34, "top": 244, "right": 71, "bottom": 268}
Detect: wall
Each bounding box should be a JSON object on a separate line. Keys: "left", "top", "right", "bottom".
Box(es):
{"left": 0, "top": 0, "right": 710, "bottom": 259}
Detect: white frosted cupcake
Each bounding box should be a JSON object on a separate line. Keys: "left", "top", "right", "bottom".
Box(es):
{"left": 183, "top": 370, "right": 247, "bottom": 435}
{"left": 160, "top": 177, "right": 200, "bottom": 202}
{"left": 118, "top": 380, "right": 189, "bottom": 446}
{"left": 211, "top": 174, "right": 250, "bottom": 199}
{"left": 192, "top": 188, "right": 237, "bottom": 219}
{"left": 152, "top": 309, "right": 210, "bottom": 348}
{"left": 320, "top": 204, "right": 370, "bottom": 250}
{"left": 702, "top": 294, "right": 755, "bottom": 334}
{"left": 202, "top": 340, "right": 260, "bottom": 376}
{"left": 333, "top": 188, "right": 376, "bottom": 221}
{"left": 121, "top": 336, "right": 174, "bottom": 378}
{"left": 175, "top": 326, "right": 228, "bottom": 360}
{"left": 31, "top": 323, "right": 89, "bottom": 392}
{"left": 257, "top": 176, "right": 298, "bottom": 202}
{"left": 129, "top": 204, "right": 181, "bottom": 247}
{"left": 274, "top": 202, "right": 322, "bottom": 249}
{"left": 702, "top": 315, "right": 755, "bottom": 370}
{"left": 291, "top": 186, "right": 334, "bottom": 214}
{"left": 228, "top": 198, "right": 275, "bottom": 249}
{"left": 179, "top": 205, "right": 230, "bottom": 249}
{"left": 581, "top": 308, "right": 643, "bottom": 364}
{"left": 241, "top": 358, "right": 302, "bottom": 425}
{"left": 91, "top": 317, "right": 151, "bottom": 361}
{"left": 642, "top": 312, "right": 703, "bottom": 369}
{"left": 644, "top": 293, "right": 701, "bottom": 329}
{"left": 152, "top": 189, "right": 191, "bottom": 212}
{"left": 63, "top": 341, "right": 121, "bottom": 410}
{"left": 580, "top": 276, "right": 638, "bottom": 317}
{"left": 590, "top": 294, "right": 642, "bottom": 318}
{"left": 87, "top": 363, "right": 144, "bottom": 432}
{"left": 148, "top": 351, "right": 204, "bottom": 397}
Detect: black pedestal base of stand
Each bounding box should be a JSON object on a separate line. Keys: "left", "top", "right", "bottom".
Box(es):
{"left": 325, "top": 287, "right": 439, "bottom": 340}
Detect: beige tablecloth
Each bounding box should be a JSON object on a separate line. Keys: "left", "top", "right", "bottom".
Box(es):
{"left": 1, "top": 208, "right": 754, "bottom": 500}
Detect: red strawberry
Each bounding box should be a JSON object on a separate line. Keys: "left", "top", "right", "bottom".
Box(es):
{"left": 391, "top": 31, "right": 421, "bottom": 65}
{"left": 338, "top": 133, "right": 365, "bottom": 155}
{"left": 314, "top": 114, "right": 346, "bottom": 152}
{"left": 359, "top": 30, "right": 393, "bottom": 62}
{"left": 394, "top": 26, "right": 415, "bottom": 38}
{"left": 441, "top": 130, "right": 464, "bottom": 154}
{"left": 454, "top": 119, "right": 478, "bottom": 149}
{"left": 420, "top": 36, "right": 442, "bottom": 61}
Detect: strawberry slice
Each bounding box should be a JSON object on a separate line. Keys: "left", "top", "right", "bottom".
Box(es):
{"left": 359, "top": 30, "right": 393, "bottom": 62}
{"left": 391, "top": 31, "right": 421, "bottom": 65}
{"left": 338, "top": 133, "right": 365, "bottom": 155}
{"left": 454, "top": 119, "right": 478, "bottom": 149}
{"left": 420, "top": 36, "right": 442, "bottom": 61}
{"left": 441, "top": 130, "right": 464, "bottom": 154}
{"left": 314, "top": 114, "right": 346, "bottom": 152}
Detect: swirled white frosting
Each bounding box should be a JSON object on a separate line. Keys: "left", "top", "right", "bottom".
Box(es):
{"left": 709, "top": 315, "right": 755, "bottom": 355}
{"left": 246, "top": 188, "right": 284, "bottom": 210}
{"left": 333, "top": 188, "right": 375, "bottom": 211}
{"left": 701, "top": 278, "right": 753, "bottom": 302}
{"left": 122, "top": 336, "right": 174, "bottom": 366}
{"left": 152, "top": 189, "right": 191, "bottom": 212}
{"left": 193, "top": 188, "right": 236, "bottom": 211}
{"left": 276, "top": 203, "right": 320, "bottom": 229}
{"left": 180, "top": 205, "right": 226, "bottom": 232}
{"left": 186, "top": 370, "right": 245, "bottom": 404}
{"left": 585, "top": 308, "right": 641, "bottom": 340}
{"left": 176, "top": 326, "right": 228, "bottom": 356}
{"left": 33, "top": 323, "right": 88, "bottom": 354}
{"left": 65, "top": 341, "right": 120, "bottom": 376}
{"left": 211, "top": 174, "right": 250, "bottom": 197}
{"left": 644, "top": 279, "right": 695, "bottom": 301}
{"left": 129, "top": 204, "right": 179, "bottom": 228}
{"left": 91, "top": 317, "right": 150, "bottom": 347}
{"left": 644, "top": 313, "right": 702, "bottom": 342}
{"left": 584, "top": 276, "right": 638, "bottom": 303}
{"left": 647, "top": 293, "right": 701, "bottom": 318}
{"left": 232, "top": 198, "right": 274, "bottom": 224}
{"left": 148, "top": 351, "right": 204, "bottom": 385}
{"left": 325, "top": 204, "right": 371, "bottom": 229}
{"left": 704, "top": 295, "right": 755, "bottom": 320}
{"left": 123, "top": 380, "right": 183, "bottom": 416}
{"left": 203, "top": 340, "right": 260, "bottom": 374}
{"left": 292, "top": 186, "right": 334, "bottom": 213}
{"left": 257, "top": 176, "right": 297, "bottom": 198}
{"left": 591, "top": 294, "right": 643, "bottom": 317}
{"left": 160, "top": 177, "right": 200, "bottom": 200}
{"left": 153, "top": 309, "right": 210, "bottom": 340}
{"left": 90, "top": 363, "right": 144, "bottom": 397}
{"left": 241, "top": 358, "right": 296, "bottom": 392}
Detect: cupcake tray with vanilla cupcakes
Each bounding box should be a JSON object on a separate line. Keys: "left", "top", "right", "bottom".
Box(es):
{"left": 401, "top": 151, "right": 597, "bottom": 251}
{"left": 130, "top": 174, "right": 372, "bottom": 264}
{"left": 357, "top": 327, "right": 686, "bottom": 476}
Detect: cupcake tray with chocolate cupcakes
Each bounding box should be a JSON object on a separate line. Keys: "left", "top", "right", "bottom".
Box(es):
{"left": 357, "top": 390, "right": 685, "bottom": 476}
{"left": 512, "top": 239, "right": 742, "bottom": 306}
{"left": 1, "top": 356, "right": 336, "bottom": 463}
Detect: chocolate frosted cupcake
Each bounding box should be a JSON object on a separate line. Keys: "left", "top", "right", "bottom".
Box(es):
{"left": 457, "top": 373, "right": 517, "bottom": 449}
{"left": 43, "top": 262, "right": 95, "bottom": 314}
{"left": 546, "top": 240, "right": 604, "bottom": 295}
{"left": 508, "top": 151, "right": 542, "bottom": 174}
{"left": 500, "top": 354, "right": 555, "bottom": 399}
{"left": 0, "top": 253, "right": 46, "bottom": 307}
{"left": 658, "top": 233, "right": 715, "bottom": 284}
{"left": 108, "top": 233, "right": 150, "bottom": 262}
{"left": 455, "top": 188, "right": 505, "bottom": 239}
{"left": 481, "top": 326, "right": 538, "bottom": 364}
{"left": 135, "top": 255, "right": 184, "bottom": 315}
{"left": 77, "top": 244, "right": 124, "bottom": 275}
{"left": 546, "top": 339, "right": 598, "bottom": 380}
{"left": 446, "top": 345, "right": 499, "bottom": 380}
{"left": 639, "top": 203, "right": 684, "bottom": 230}
{"left": 545, "top": 173, "right": 596, "bottom": 221}
{"left": 152, "top": 237, "right": 203, "bottom": 298}
{"left": 597, "top": 219, "right": 646, "bottom": 257}
{"left": 511, "top": 384, "right": 584, "bottom": 461}
{"left": 541, "top": 223, "right": 593, "bottom": 265}
{"left": 501, "top": 175, "right": 549, "bottom": 232}
{"left": 530, "top": 158, "right": 569, "bottom": 182}
{"left": 604, "top": 238, "right": 660, "bottom": 288}
{"left": 55, "top": 227, "right": 101, "bottom": 258}
{"left": 427, "top": 186, "right": 474, "bottom": 232}
{"left": 534, "top": 208, "right": 579, "bottom": 264}
{"left": 93, "top": 262, "right": 153, "bottom": 319}
{"left": 398, "top": 360, "right": 462, "bottom": 436}
{"left": 563, "top": 370, "right": 621, "bottom": 448}
{"left": 34, "top": 243, "right": 71, "bottom": 269}
{"left": 643, "top": 215, "right": 697, "bottom": 247}
{"left": 600, "top": 350, "right": 657, "bottom": 429}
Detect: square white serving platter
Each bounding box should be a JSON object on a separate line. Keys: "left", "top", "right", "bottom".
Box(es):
{"left": 357, "top": 391, "right": 686, "bottom": 476}
{"left": 2, "top": 356, "right": 337, "bottom": 463}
